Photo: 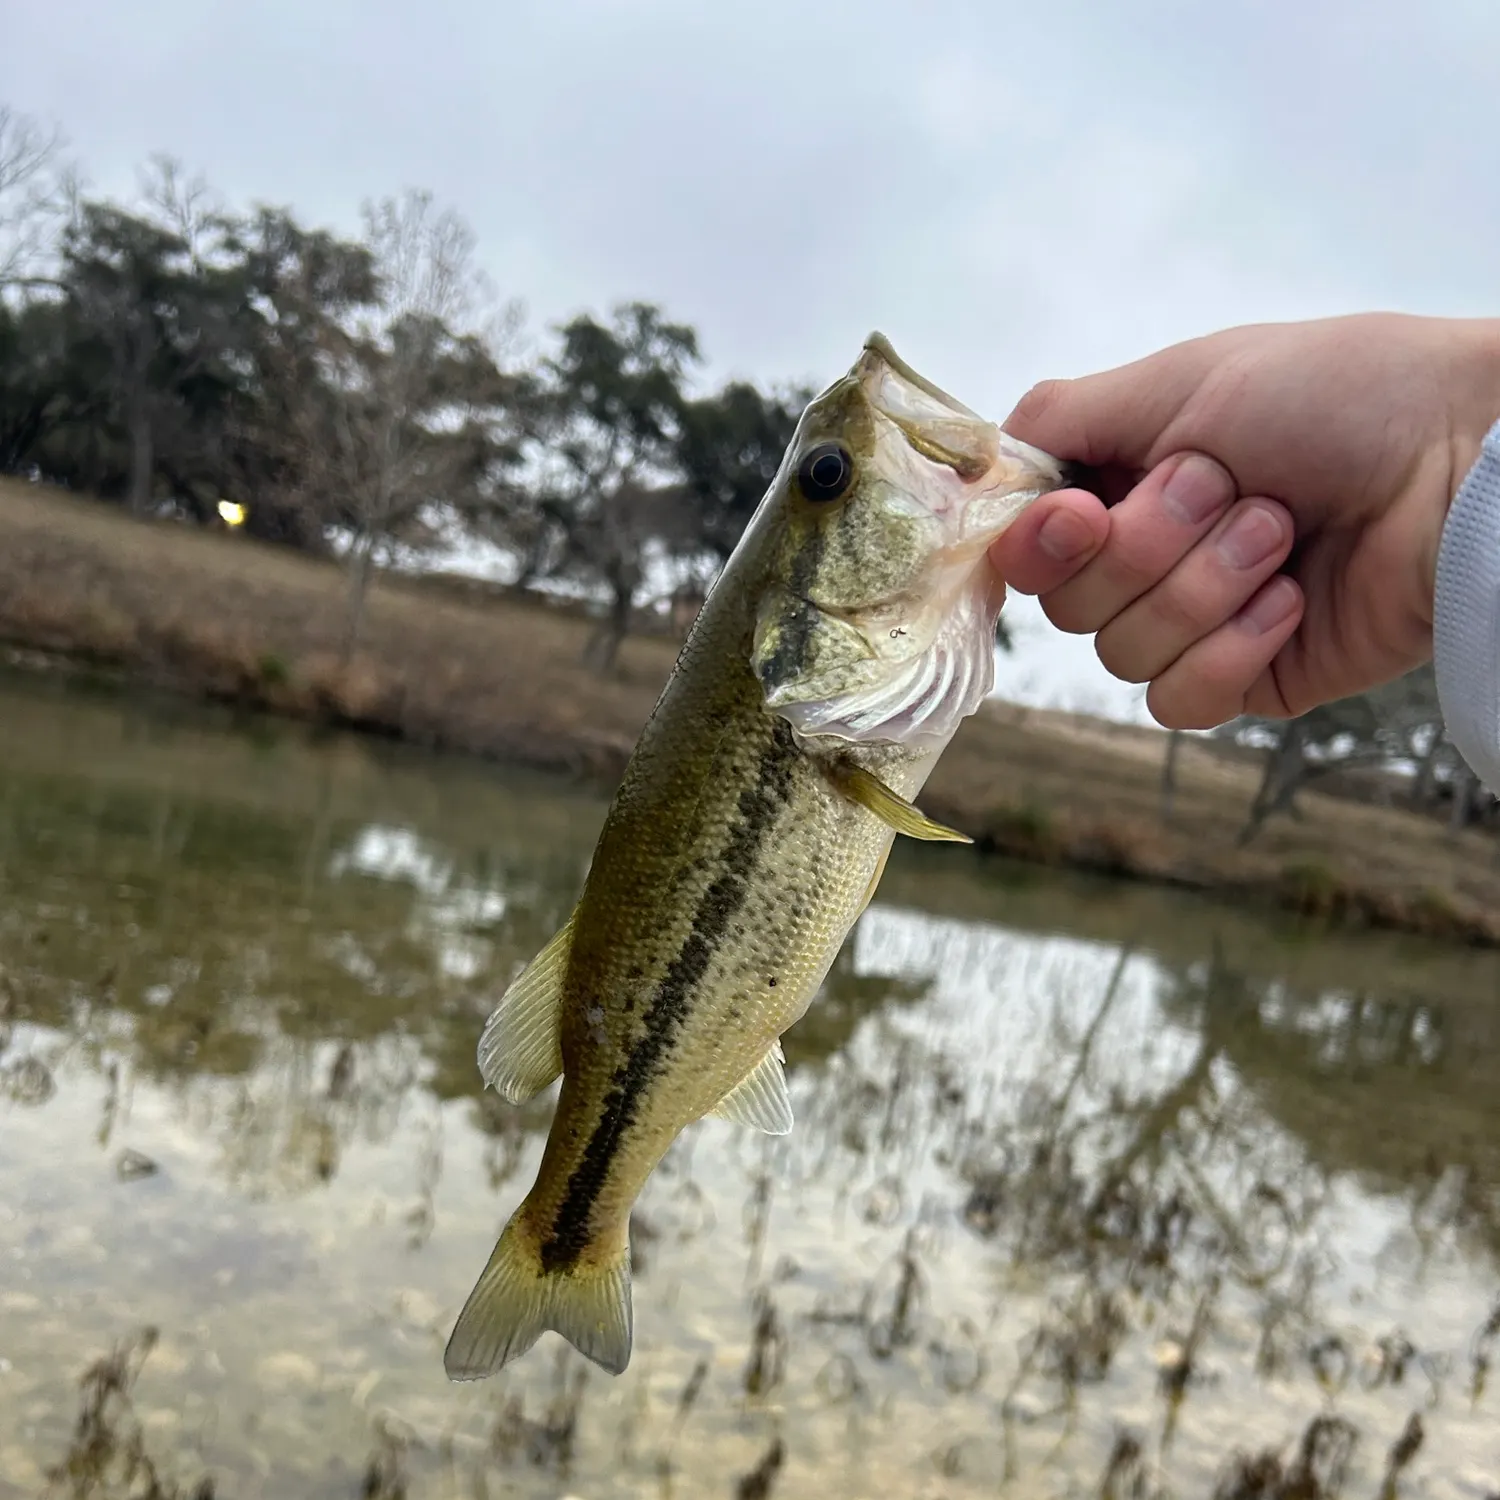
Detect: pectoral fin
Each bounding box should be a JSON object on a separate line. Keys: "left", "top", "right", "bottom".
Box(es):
{"left": 828, "top": 762, "right": 972, "bottom": 844}
{"left": 476, "top": 915, "right": 574, "bottom": 1103}
{"left": 710, "top": 1041, "right": 793, "bottom": 1134}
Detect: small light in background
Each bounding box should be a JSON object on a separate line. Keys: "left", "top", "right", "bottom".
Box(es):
{"left": 217, "top": 500, "right": 247, "bottom": 528}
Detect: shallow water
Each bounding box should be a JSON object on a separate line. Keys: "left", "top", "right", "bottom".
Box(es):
{"left": 1, "top": 669, "right": 1497, "bottom": 1500}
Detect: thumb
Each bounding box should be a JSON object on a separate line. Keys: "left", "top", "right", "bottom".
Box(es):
{"left": 1003, "top": 337, "right": 1223, "bottom": 471}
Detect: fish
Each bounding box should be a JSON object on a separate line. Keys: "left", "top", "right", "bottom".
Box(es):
{"left": 444, "top": 332, "right": 1069, "bottom": 1381}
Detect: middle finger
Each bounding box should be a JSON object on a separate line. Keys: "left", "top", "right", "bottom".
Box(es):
{"left": 1096, "top": 498, "right": 1296, "bottom": 684}
{"left": 1041, "top": 452, "right": 1236, "bottom": 635}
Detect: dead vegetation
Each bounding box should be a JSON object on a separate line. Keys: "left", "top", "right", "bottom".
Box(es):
{"left": 43, "top": 1328, "right": 215, "bottom": 1500}
{"left": 7, "top": 477, "right": 1500, "bottom": 945}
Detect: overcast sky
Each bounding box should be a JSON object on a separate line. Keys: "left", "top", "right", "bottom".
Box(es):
{"left": 4, "top": 0, "right": 1497, "bottom": 721}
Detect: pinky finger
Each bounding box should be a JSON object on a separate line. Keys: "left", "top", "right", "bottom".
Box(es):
{"left": 1143, "top": 575, "right": 1304, "bottom": 731}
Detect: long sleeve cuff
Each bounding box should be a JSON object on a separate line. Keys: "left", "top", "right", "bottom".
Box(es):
{"left": 1434, "top": 417, "right": 1500, "bottom": 791}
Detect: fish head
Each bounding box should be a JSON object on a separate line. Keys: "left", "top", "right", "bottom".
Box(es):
{"left": 749, "top": 332, "right": 1069, "bottom": 750}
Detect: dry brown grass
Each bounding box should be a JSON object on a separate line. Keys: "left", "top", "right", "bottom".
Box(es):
{"left": 6, "top": 476, "right": 1500, "bottom": 945}
{"left": 926, "top": 707, "right": 1500, "bottom": 942}
{"left": 0, "top": 477, "right": 676, "bottom": 777}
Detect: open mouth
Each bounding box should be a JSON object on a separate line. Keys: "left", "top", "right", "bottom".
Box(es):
{"left": 854, "top": 332, "right": 1068, "bottom": 498}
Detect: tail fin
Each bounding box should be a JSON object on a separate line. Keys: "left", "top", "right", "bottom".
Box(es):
{"left": 444, "top": 1208, "right": 633, "bottom": 1380}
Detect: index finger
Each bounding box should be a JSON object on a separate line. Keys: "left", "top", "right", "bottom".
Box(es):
{"left": 1004, "top": 333, "right": 1225, "bottom": 471}
{"left": 989, "top": 488, "right": 1109, "bottom": 596}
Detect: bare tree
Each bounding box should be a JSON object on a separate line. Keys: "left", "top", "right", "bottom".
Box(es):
{"left": 298, "top": 189, "right": 521, "bottom": 658}
{"left": 1223, "top": 663, "right": 1484, "bottom": 842}
{"left": 138, "top": 154, "right": 229, "bottom": 268}
{"left": 0, "top": 106, "right": 70, "bottom": 292}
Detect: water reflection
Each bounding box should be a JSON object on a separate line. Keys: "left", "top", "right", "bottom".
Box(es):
{"left": 0, "top": 670, "right": 1497, "bottom": 1500}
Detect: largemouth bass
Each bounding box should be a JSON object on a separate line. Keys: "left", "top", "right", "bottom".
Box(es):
{"left": 445, "top": 333, "right": 1067, "bottom": 1380}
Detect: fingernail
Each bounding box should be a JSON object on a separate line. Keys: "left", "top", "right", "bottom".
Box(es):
{"left": 1216, "top": 503, "right": 1287, "bottom": 570}
{"left": 1161, "top": 454, "right": 1234, "bottom": 526}
{"left": 1237, "top": 576, "right": 1299, "bottom": 635}
{"left": 1037, "top": 508, "right": 1095, "bottom": 563}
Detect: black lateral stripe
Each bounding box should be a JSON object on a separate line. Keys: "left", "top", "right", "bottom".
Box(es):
{"left": 540, "top": 719, "right": 799, "bottom": 1271}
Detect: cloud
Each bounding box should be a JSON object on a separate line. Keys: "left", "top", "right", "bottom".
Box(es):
{"left": 8, "top": 0, "right": 1495, "bottom": 388}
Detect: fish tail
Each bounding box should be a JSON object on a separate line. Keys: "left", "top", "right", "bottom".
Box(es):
{"left": 444, "top": 1205, "right": 633, "bottom": 1380}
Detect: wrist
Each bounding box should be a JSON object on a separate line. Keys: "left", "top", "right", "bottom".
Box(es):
{"left": 1446, "top": 318, "right": 1500, "bottom": 501}
{"left": 1432, "top": 322, "right": 1500, "bottom": 793}
{"left": 1404, "top": 318, "right": 1500, "bottom": 630}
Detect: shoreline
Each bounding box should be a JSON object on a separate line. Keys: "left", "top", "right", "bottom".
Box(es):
{"left": 6, "top": 477, "right": 1500, "bottom": 948}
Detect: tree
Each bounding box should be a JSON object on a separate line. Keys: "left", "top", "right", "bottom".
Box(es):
{"left": 0, "top": 162, "right": 530, "bottom": 578}
{"left": 227, "top": 204, "right": 382, "bottom": 550}
{"left": 0, "top": 295, "right": 73, "bottom": 474}
{"left": 1221, "top": 663, "right": 1472, "bottom": 842}
{"left": 54, "top": 160, "right": 249, "bottom": 514}
{"left": 58, "top": 203, "right": 189, "bottom": 508}
{"left": 523, "top": 302, "right": 701, "bottom": 671}
{"left": 130, "top": 159, "right": 262, "bottom": 519}
{"left": 0, "top": 105, "right": 69, "bottom": 294}
{"left": 674, "top": 379, "right": 809, "bottom": 563}
{"left": 288, "top": 189, "right": 523, "bottom": 656}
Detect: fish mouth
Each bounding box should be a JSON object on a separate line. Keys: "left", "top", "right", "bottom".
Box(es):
{"left": 858, "top": 332, "right": 986, "bottom": 423}
{"left": 852, "top": 331, "right": 1071, "bottom": 537}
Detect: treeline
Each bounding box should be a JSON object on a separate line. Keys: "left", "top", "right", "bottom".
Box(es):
{"left": 0, "top": 106, "right": 808, "bottom": 667}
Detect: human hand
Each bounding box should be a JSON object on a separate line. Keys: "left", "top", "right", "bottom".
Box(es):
{"left": 988, "top": 313, "right": 1500, "bottom": 729}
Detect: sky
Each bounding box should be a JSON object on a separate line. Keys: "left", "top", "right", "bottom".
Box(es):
{"left": 4, "top": 0, "right": 1498, "bottom": 722}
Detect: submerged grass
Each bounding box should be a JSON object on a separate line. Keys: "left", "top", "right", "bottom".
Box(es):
{"left": 43, "top": 1328, "right": 215, "bottom": 1500}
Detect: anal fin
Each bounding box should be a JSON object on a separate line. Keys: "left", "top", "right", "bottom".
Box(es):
{"left": 710, "top": 1041, "right": 793, "bottom": 1134}
{"left": 477, "top": 915, "right": 574, "bottom": 1103}
{"left": 828, "top": 762, "right": 972, "bottom": 844}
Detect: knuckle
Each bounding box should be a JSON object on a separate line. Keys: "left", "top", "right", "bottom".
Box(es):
{"left": 1010, "top": 379, "right": 1067, "bottom": 433}
{"left": 1091, "top": 523, "right": 1200, "bottom": 601}
{"left": 1144, "top": 580, "right": 1222, "bottom": 638}
{"left": 1090, "top": 544, "right": 1157, "bottom": 599}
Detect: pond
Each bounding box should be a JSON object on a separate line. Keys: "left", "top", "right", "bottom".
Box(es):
{"left": 0, "top": 669, "right": 1497, "bottom": 1500}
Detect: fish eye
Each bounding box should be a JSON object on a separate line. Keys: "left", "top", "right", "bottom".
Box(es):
{"left": 797, "top": 442, "right": 854, "bottom": 503}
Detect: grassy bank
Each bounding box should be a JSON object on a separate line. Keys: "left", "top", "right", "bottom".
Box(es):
{"left": 6, "top": 477, "right": 1500, "bottom": 945}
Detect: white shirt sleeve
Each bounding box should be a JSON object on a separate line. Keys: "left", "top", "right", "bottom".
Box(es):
{"left": 1434, "top": 417, "right": 1500, "bottom": 791}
